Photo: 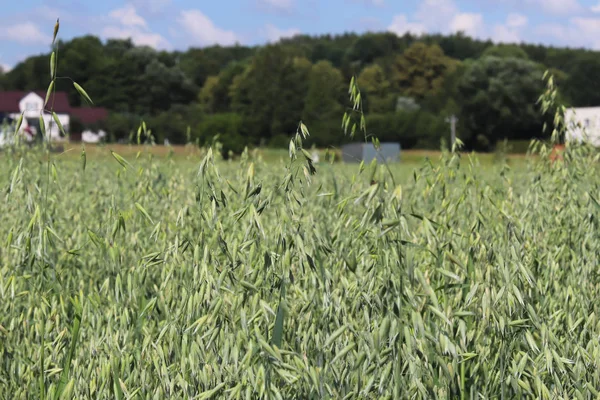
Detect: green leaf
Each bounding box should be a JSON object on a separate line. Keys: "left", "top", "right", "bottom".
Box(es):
{"left": 39, "top": 115, "right": 46, "bottom": 138}
{"left": 73, "top": 81, "right": 93, "bottom": 105}
{"left": 324, "top": 325, "right": 347, "bottom": 348}
{"left": 590, "top": 193, "right": 600, "bottom": 209}
{"left": 14, "top": 113, "right": 24, "bottom": 136}
{"left": 288, "top": 139, "right": 296, "bottom": 159}
{"left": 300, "top": 121, "right": 309, "bottom": 138}
{"left": 45, "top": 81, "right": 55, "bottom": 107}
{"left": 50, "top": 52, "right": 56, "bottom": 79}
{"left": 112, "top": 366, "right": 124, "bottom": 400}
{"left": 52, "top": 112, "right": 66, "bottom": 137}
{"left": 135, "top": 202, "right": 154, "bottom": 224}
{"left": 52, "top": 18, "right": 59, "bottom": 45}
{"left": 39, "top": 318, "right": 46, "bottom": 399}
{"left": 110, "top": 150, "right": 130, "bottom": 169}
{"left": 81, "top": 148, "right": 86, "bottom": 172}
{"left": 271, "top": 277, "right": 286, "bottom": 349}
{"left": 54, "top": 298, "right": 82, "bottom": 400}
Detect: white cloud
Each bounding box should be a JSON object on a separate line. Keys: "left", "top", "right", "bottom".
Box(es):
{"left": 525, "top": 0, "right": 582, "bottom": 15}
{"left": 109, "top": 5, "right": 147, "bottom": 28}
{"left": 0, "top": 62, "right": 11, "bottom": 73}
{"left": 450, "top": 13, "right": 485, "bottom": 37}
{"left": 103, "top": 27, "right": 168, "bottom": 48}
{"left": 178, "top": 10, "right": 239, "bottom": 46}
{"left": 0, "top": 22, "right": 51, "bottom": 44}
{"left": 388, "top": 0, "right": 532, "bottom": 45}
{"left": 567, "top": 17, "right": 600, "bottom": 49}
{"left": 33, "top": 6, "right": 74, "bottom": 22}
{"left": 388, "top": 0, "right": 483, "bottom": 37}
{"left": 131, "top": 0, "right": 172, "bottom": 13}
{"left": 535, "top": 24, "right": 567, "bottom": 41}
{"left": 571, "top": 17, "right": 600, "bottom": 34}
{"left": 506, "top": 13, "right": 528, "bottom": 28}
{"left": 536, "top": 17, "right": 600, "bottom": 49}
{"left": 592, "top": 1, "right": 600, "bottom": 12}
{"left": 263, "top": 24, "right": 301, "bottom": 42}
{"left": 102, "top": 5, "right": 170, "bottom": 49}
{"left": 490, "top": 13, "right": 528, "bottom": 43}
{"left": 413, "top": 0, "right": 458, "bottom": 29}
{"left": 387, "top": 15, "right": 426, "bottom": 36}
{"left": 256, "top": 0, "right": 295, "bottom": 14}
{"left": 492, "top": 25, "right": 521, "bottom": 43}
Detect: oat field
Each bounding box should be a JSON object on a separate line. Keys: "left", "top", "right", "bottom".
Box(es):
{"left": 1, "top": 139, "right": 600, "bottom": 399}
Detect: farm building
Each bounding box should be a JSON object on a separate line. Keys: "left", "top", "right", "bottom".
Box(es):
{"left": 564, "top": 106, "right": 600, "bottom": 147}
{"left": 341, "top": 142, "right": 400, "bottom": 163}
{"left": 0, "top": 90, "right": 108, "bottom": 143}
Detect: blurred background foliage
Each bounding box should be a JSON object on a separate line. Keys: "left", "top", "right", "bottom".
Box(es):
{"left": 0, "top": 31, "right": 586, "bottom": 153}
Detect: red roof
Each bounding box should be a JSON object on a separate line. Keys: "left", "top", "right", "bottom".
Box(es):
{"left": 0, "top": 92, "right": 24, "bottom": 113}
{"left": 0, "top": 91, "right": 71, "bottom": 113}
{"left": 70, "top": 107, "right": 109, "bottom": 125}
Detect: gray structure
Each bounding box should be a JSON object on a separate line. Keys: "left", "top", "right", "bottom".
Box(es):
{"left": 341, "top": 142, "right": 400, "bottom": 163}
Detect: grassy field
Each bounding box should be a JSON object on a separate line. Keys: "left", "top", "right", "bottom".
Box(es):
{"left": 1, "top": 140, "right": 599, "bottom": 398}
{"left": 41, "top": 142, "right": 531, "bottom": 167}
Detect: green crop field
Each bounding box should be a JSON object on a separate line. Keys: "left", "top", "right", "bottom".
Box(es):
{"left": 2, "top": 138, "right": 600, "bottom": 399}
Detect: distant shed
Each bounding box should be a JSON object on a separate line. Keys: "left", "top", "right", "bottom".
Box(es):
{"left": 341, "top": 142, "right": 400, "bottom": 163}
{"left": 564, "top": 106, "right": 600, "bottom": 147}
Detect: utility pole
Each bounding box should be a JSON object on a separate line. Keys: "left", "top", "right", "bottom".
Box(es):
{"left": 445, "top": 114, "right": 458, "bottom": 150}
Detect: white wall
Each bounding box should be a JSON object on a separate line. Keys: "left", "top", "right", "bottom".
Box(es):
{"left": 19, "top": 92, "right": 44, "bottom": 119}
{"left": 564, "top": 107, "right": 600, "bottom": 147}
{"left": 82, "top": 129, "right": 106, "bottom": 143}
{"left": 12, "top": 92, "right": 69, "bottom": 141}
{"left": 46, "top": 113, "right": 70, "bottom": 141}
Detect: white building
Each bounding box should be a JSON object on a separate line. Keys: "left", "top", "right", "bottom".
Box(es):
{"left": 0, "top": 91, "right": 71, "bottom": 141}
{"left": 0, "top": 90, "right": 108, "bottom": 144}
{"left": 564, "top": 107, "right": 600, "bottom": 147}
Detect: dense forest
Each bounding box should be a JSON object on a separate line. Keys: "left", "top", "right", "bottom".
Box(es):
{"left": 1, "top": 31, "right": 599, "bottom": 153}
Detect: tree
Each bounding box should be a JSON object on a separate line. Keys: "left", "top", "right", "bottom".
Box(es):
{"left": 345, "top": 32, "right": 409, "bottom": 66}
{"left": 420, "top": 59, "right": 467, "bottom": 114}
{"left": 210, "top": 62, "right": 247, "bottom": 113}
{"left": 481, "top": 44, "right": 529, "bottom": 60}
{"left": 69, "top": 116, "right": 84, "bottom": 135}
{"left": 3, "top": 55, "right": 49, "bottom": 91}
{"left": 0, "top": 67, "right": 6, "bottom": 90}
{"left": 179, "top": 45, "right": 255, "bottom": 88}
{"left": 357, "top": 64, "right": 394, "bottom": 113}
{"left": 3, "top": 28, "right": 600, "bottom": 149}
{"left": 391, "top": 42, "right": 458, "bottom": 99}
{"left": 56, "top": 36, "right": 110, "bottom": 107}
{"left": 367, "top": 111, "right": 445, "bottom": 148}
{"left": 271, "top": 56, "right": 312, "bottom": 137}
{"left": 196, "top": 113, "right": 244, "bottom": 156}
{"left": 105, "top": 112, "right": 138, "bottom": 142}
{"left": 229, "top": 45, "right": 311, "bottom": 144}
{"left": 564, "top": 55, "right": 600, "bottom": 107}
{"left": 141, "top": 58, "right": 197, "bottom": 114}
{"left": 198, "top": 76, "right": 220, "bottom": 114}
{"left": 302, "top": 60, "right": 345, "bottom": 145}
{"left": 458, "top": 56, "right": 545, "bottom": 149}
{"left": 429, "top": 32, "right": 491, "bottom": 61}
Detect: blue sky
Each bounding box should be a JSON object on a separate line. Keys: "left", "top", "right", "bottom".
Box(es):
{"left": 2, "top": 0, "right": 600, "bottom": 71}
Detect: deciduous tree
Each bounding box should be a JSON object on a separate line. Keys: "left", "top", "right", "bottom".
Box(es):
{"left": 357, "top": 64, "right": 394, "bottom": 113}
{"left": 458, "top": 56, "right": 544, "bottom": 149}
{"left": 391, "top": 42, "right": 458, "bottom": 99}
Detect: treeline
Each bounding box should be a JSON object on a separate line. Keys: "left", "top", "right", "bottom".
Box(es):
{"left": 1, "top": 31, "right": 599, "bottom": 153}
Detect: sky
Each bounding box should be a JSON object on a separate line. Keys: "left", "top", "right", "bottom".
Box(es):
{"left": 2, "top": 0, "right": 600, "bottom": 71}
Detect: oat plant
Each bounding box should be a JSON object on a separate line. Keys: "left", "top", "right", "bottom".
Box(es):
{"left": 3, "top": 23, "right": 600, "bottom": 400}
